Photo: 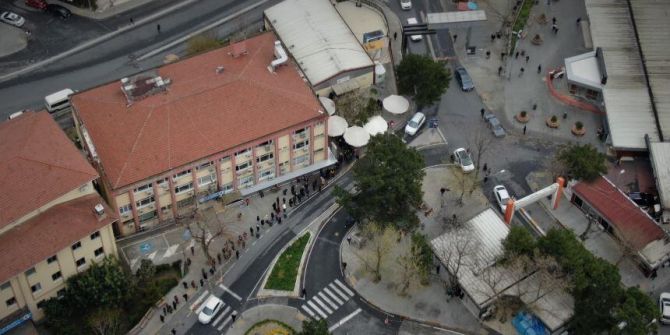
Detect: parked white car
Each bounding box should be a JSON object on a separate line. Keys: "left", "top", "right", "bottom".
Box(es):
{"left": 400, "top": 0, "right": 412, "bottom": 10}
{"left": 660, "top": 292, "right": 670, "bottom": 324}
{"left": 405, "top": 112, "right": 426, "bottom": 136}
{"left": 493, "top": 185, "right": 511, "bottom": 213}
{"left": 0, "top": 12, "right": 25, "bottom": 27}
{"left": 407, "top": 18, "right": 423, "bottom": 41}
{"left": 198, "top": 296, "right": 224, "bottom": 324}
{"left": 453, "top": 148, "right": 475, "bottom": 173}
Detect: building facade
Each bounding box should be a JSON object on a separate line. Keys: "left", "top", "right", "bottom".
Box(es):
{"left": 71, "top": 33, "right": 335, "bottom": 237}
{"left": 0, "top": 112, "right": 118, "bottom": 326}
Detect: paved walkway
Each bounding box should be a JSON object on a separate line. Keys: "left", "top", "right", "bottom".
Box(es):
{"left": 226, "top": 304, "right": 306, "bottom": 335}
{"left": 0, "top": 25, "right": 27, "bottom": 58}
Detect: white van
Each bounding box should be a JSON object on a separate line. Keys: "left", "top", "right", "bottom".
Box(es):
{"left": 44, "top": 88, "right": 74, "bottom": 113}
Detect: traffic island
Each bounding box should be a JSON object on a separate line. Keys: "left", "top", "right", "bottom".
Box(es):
{"left": 227, "top": 305, "right": 306, "bottom": 335}
{"left": 257, "top": 232, "right": 312, "bottom": 297}
{"left": 243, "top": 319, "right": 295, "bottom": 335}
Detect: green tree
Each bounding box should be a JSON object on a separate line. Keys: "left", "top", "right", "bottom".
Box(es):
{"left": 396, "top": 54, "right": 451, "bottom": 108}
{"left": 556, "top": 143, "right": 607, "bottom": 181}
{"left": 572, "top": 258, "right": 623, "bottom": 334}
{"left": 43, "top": 297, "right": 84, "bottom": 335}
{"left": 66, "top": 257, "right": 131, "bottom": 310}
{"left": 334, "top": 134, "right": 425, "bottom": 230}
{"left": 411, "top": 232, "right": 433, "bottom": 284}
{"left": 611, "top": 287, "right": 658, "bottom": 335}
{"left": 87, "top": 307, "right": 124, "bottom": 335}
{"left": 502, "top": 226, "right": 536, "bottom": 259}
{"left": 299, "top": 319, "right": 330, "bottom": 335}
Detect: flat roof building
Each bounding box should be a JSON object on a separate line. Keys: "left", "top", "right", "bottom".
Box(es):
{"left": 72, "top": 32, "right": 334, "bottom": 237}
{"left": 0, "top": 112, "right": 118, "bottom": 328}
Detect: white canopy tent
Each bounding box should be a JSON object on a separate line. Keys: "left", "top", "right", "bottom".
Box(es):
{"left": 364, "top": 115, "right": 388, "bottom": 136}
{"left": 383, "top": 95, "right": 410, "bottom": 115}
{"left": 327, "top": 115, "right": 348, "bottom": 137}
{"left": 319, "top": 96, "right": 337, "bottom": 116}
{"left": 343, "top": 126, "right": 370, "bottom": 148}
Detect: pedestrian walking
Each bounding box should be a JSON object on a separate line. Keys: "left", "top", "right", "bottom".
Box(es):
{"left": 436, "top": 264, "right": 440, "bottom": 274}
{"left": 157, "top": 24, "right": 161, "bottom": 33}
{"left": 302, "top": 288, "right": 307, "bottom": 297}
{"left": 552, "top": 17, "right": 556, "bottom": 24}
{"left": 554, "top": 27, "right": 559, "bottom": 35}
{"left": 182, "top": 281, "right": 188, "bottom": 289}
{"left": 256, "top": 225, "right": 260, "bottom": 232}
{"left": 277, "top": 216, "right": 282, "bottom": 224}
{"left": 174, "top": 295, "right": 179, "bottom": 304}
{"left": 249, "top": 227, "right": 254, "bottom": 235}
{"left": 485, "top": 50, "right": 490, "bottom": 59}
{"left": 490, "top": 33, "right": 495, "bottom": 42}
{"left": 172, "top": 300, "right": 177, "bottom": 310}
{"left": 171, "top": 329, "right": 176, "bottom": 335}
{"left": 130, "top": 17, "right": 134, "bottom": 25}
{"left": 236, "top": 250, "right": 240, "bottom": 259}
{"left": 347, "top": 236, "right": 352, "bottom": 244}
{"left": 209, "top": 267, "right": 215, "bottom": 275}
{"left": 231, "top": 310, "right": 238, "bottom": 323}
{"left": 190, "top": 246, "right": 194, "bottom": 255}
{"left": 519, "top": 67, "right": 525, "bottom": 77}
{"left": 440, "top": 187, "right": 446, "bottom": 195}
{"left": 523, "top": 125, "right": 527, "bottom": 135}
{"left": 525, "top": 55, "right": 530, "bottom": 63}
{"left": 160, "top": 315, "right": 164, "bottom": 322}
{"left": 498, "top": 66, "right": 503, "bottom": 76}
{"left": 483, "top": 163, "right": 488, "bottom": 171}
{"left": 576, "top": 17, "right": 582, "bottom": 25}
{"left": 259, "top": 190, "right": 264, "bottom": 198}
{"left": 537, "top": 64, "right": 542, "bottom": 73}
{"left": 256, "top": 215, "right": 260, "bottom": 222}
{"left": 496, "top": 32, "right": 502, "bottom": 39}
{"left": 191, "top": 280, "right": 196, "bottom": 288}
{"left": 342, "top": 262, "right": 347, "bottom": 270}
{"left": 453, "top": 34, "right": 457, "bottom": 42}
{"left": 282, "top": 203, "right": 287, "bottom": 212}
{"left": 393, "top": 31, "right": 397, "bottom": 40}
{"left": 163, "top": 306, "right": 167, "bottom": 315}
{"left": 515, "top": 51, "right": 519, "bottom": 59}
{"left": 532, "top": 103, "right": 537, "bottom": 110}
{"left": 200, "top": 279, "right": 204, "bottom": 287}
{"left": 484, "top": 176, "right": 488, "bottom": 183}
{"left": 183, "top": 293, "right": 188, "bottom": 301}
{"left": 480, "top": 108, "right": 485, "bottom": 119}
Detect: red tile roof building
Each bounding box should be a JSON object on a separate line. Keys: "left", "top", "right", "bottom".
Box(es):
{"left": 0, "top": 112, "right": 118, "bottom": 324}
{"left": 572, "top": 176, "right": 670, "bottom": 272}
{"left": 72, "top": 33, "right": 333, "bottom": 236}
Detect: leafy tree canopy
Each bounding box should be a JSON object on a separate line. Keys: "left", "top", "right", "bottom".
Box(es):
{"left": 611, "top": 287, "right": 658, "bottom": 335}
{"left": 299, "top": 319, "right": 331, "bottom": 335}
{"left": 334, "top": 134, "right": 425, "bottom": 230}
{"left": 66, "top": 257, "right": 130, "bottom": 309}
{"left": 502, "top": 226, "right": 536, "bottom": 259}
{"left": 556, "top": 143, "right": 607, "bottom": 181}
{"left": 396, "top": 54, "right": 451, "bottom": 108}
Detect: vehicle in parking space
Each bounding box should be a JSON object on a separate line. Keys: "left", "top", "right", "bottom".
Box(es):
{"left": 453, "top": 148, "right": 475, "bottom": 173}
{"left": 25, "top": 0, "right": 47, "bottom": 10}
{"left": 487, "top": 115, "right": 506, "bottom": 137}
{"left": 493, "top": 185, "right": 511, "bottom": 213}
{"left": 46, "top": 4, "right": 71, "bottom": 20}
{"left": 454, "top": 67, "right": 475, "bottom": 92}
{"left": 44, "top": 88, "right": 75, "bottom": 113}
{"left": 660, "top": 292, "right": 670, "bottom": 324}
{"left": 400, "top": 0, "right": 412, "bottom": 10}
{"left": 0, "top": 12, "right": 25, "bottom": 27}
{"left": 407, "top": 18, "right": 423, "bottom": 41}
{"left": 198, "top": 296, "right": 223, "bottom": 324}
{"left": 363, "top": 30, "right": 384, "bottom": 44}
{"left": 405, "top": 112, "right": 426, "bottom": 136}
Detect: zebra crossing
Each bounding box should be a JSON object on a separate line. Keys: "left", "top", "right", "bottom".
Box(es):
{"left": 191, "top": 290, "right": 236, "bottom": 331}
{"left": 301, "top": 279, "right": 354, "bottom": 320}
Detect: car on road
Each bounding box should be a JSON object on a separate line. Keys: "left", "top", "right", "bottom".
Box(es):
{"left": 0, "top": 12, "right": 25, "bottom": 27}
{"left": 493, "top": 185, "right": 511, "bottom": 213}
{"left": 660, "top": 292, "right": 670, "bottom": 324}
{"left": 453, "top": 148, "right": 475, "bottom": 173}
{"left": 25, "top": 0, "right": 47, "bottom": 10}
{"left": 46, "top": 4, "right": 71, "bottom": 20}
{"left": 400, "top": 0, "right": 412, "bottom": 10}
{"left": 487, "top": 115, "right": 506, "bottom": 137}
{"left": 454, "top": 67, "right": 475, "bottom": 92}
{"left": 407, "top": 18, "right": 423, "bottom": 41}
{"left": 198, "top": 296, "right": 223, "bottom": 324}
{"left": 405, "top": 112, "right": 426, "bottom": 136}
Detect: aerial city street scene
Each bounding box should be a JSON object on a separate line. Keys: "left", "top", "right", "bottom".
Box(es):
{"left": 0, "top": 0, "right": 668, "bottom": 334}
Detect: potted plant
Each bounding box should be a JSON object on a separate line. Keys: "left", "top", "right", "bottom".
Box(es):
{"left": 546, "top": 115, "right": 559, "bottom": 128}
{"left": 532, "top": 34, "right": 543, "bottom": 45}
{"left": 572, "top": 121, "right": 586, "bottom": 136}
{"left": 516, "top": 110, "right": 530, "bottom": 123}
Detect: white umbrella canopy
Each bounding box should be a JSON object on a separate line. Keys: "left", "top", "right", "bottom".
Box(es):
{"left": 343, "top": 126, "right": 371, "bottom": 148}
{"left": 328, "top": 115, "right": 348, "bottom": 137}
{"left": 319, "top": 96, "right": 336, "bottom": 115}
{"left": 383, "top": 95, "right": 410, "bottom": 115}
{"left": 364, "top": 115, "right": 388, "bottom": 136}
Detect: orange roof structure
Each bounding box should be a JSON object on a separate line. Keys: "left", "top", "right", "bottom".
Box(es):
{"left": 0, "top": 194, "right": 117, "bottom": 284}
{"left": 73, "top": 32, "right": 323, "bottom": 190}
{"left": 0, "top": 112, "right": 98, "bottom": 228}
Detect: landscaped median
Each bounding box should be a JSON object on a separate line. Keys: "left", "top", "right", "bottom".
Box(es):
{"left": 262, "top": 232, "right": 312, "bottom": 294}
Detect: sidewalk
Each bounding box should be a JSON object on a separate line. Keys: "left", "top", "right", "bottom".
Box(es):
{"left": 226, "top": 304, "right": 306, "bottom": 334}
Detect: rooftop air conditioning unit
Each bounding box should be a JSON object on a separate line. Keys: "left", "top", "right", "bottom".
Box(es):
{"left": 94, "top": 204, "right": 105, "bottom": 216}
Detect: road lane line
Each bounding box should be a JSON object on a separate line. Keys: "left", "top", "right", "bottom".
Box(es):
{"left": 318, "top": 291, "right": 339, "bottom": 310}
{"left": 307, "top": 300, "right": 328, "bottom": 319}
{"left": 312, "top": 295, "right": 333, "bottom": 315}
{"left": 323, "top": 287, "right": 344, "bottom": 305}
{"left": 328, "top": 308, "right": 362, "bottom": 332}
{"left": 211, "top": 305, "right": 230, "bottom": 327}
{"left": 301, "top": 305, "right": 318, "bottom": 319}
{"left": 191, "top": 290, "right": 210, "bottom": 311}
{"left": 328, "top": 283, "right": 350, "bottom": 301}
{"left": 334, "top": 279, "right": 354, "bottom": 296}
{"left": 218, "top": 284, "right": 242, "bottom": 301}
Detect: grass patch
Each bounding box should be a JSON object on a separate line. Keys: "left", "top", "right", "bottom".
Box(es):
{"left": 244, "top": 319, "right": 296, "bottom": 335}
{"left": 510, "top": 0, "right": 535, "bottom": 54}
{"left": 265, "top": 233, "right": 311, "bottom": 291}
{"left": 186, "top": 34, "right": 223, "bottom": 56}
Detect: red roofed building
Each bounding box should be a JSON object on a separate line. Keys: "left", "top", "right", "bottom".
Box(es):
{"left": 572, "top": 176, "right": 670, "bottom": 273}
{"left": 0, "top": 112, "right": 118, "bottom": 325}
{"left": 72, "top": 33, "right": 334, "bottom": 236}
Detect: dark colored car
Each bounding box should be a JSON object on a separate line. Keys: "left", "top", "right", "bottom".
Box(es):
{"left": 25, "top": 0, "right": 47, "bottom": 10}
{"left": 46, "top": 4, "right": 71, "bottom": 20}
{"left": 454, "top": 67, "right": 475, "bottom": 92}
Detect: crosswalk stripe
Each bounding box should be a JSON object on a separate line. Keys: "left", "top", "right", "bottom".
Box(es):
{"left": 328, "top": 283, "right": 349, "bottom": 301}
{"left": 216, "top": 307, "right": 233, "bottom": 331}
{"left": 323, "top": 287, "right": 344, "bottom": 305}
{"left": 192, "top": 291, "right": 210, "bottom": 312}
{"left": 312, "top": 295, "right": 333, "bottom": 314}
{"left": 218, "top": 284, "right": 242, "bottom": 301}
{"left": 307, "top": 300, "right": 328, "bottom": 319}
{"left": 218, "top": 311, "right": 235, "bottom": 331}
{"left": 318, "top": 291, "right": 339, "bottom": 310}
{"left": 301, "top": 304, "right": 319, "bottom": 319}
{"left": 334, "top": 279, "right": 354, "bottom": 296}
{"left": 211, "top": 306, "right": 230, "bottom": 327}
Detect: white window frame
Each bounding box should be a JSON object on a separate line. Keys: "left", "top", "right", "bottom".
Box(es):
{"left": 76, "top": 258, "right": 86, "bottom": 269}
{"left": 235, "top": 161, "right": 251, "bottom": 172}
{"left": 173, "top": 169, "right": 192, "bottom": 181}
{"left": 221, "top": 183, "right": 234, "bottom": 194}
{"left": 31, "top": 283, "right": 42, "bottom": 294}
{"left": 94, "top": 247, "right": 105, "bottom": 258}
{"left": 119, "top": 204, "right": 132, "bottom": 215}
{"left": 135, "top": 196, "right": 155, "bottom": 209}
{"left": 238, "top": 175, "right": 254, "bottom": 188}
{"left": 293, "top": 140, "right": 309, "bottom": 150}
{"left": 235, "top": 148, "right": 251, "bottom": 157}
{"left": 259, "top": 169, "right": 275, "bottom": 181}
{"left": 198, "top": 174, "right": 215, "bottom": 187}
{"left": 175, "top": 183, "right": 193, "bottom": 194}
{"left": 256, "top": 152, "right": 274, "bottom": 163}
{"left": 293, "top": 154, "right": 309, "bottom": 166}
{"left": 134, "top": 183, "right": 152, "bottom": 193}
{"left": 196, "top": 161, "right": 213, "bottom": 170}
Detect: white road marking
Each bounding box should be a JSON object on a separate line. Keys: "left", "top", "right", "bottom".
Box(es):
{"left": 328, "top": 308, "right": 362, "bottom": 332}
{"left": 218, "top": 284, "right": 242, "bottom": 301}
{"left": 212, "top": 306, "right": 231, "bottom": 328}
{"left": 334, "top": 279, "right": 354, "bottom": 296}
{"left": 162, "top": 245, "right": 179, "bottom": 258}
{"left": 301, "top": 304, "right": 318, "bottom": 319}
{"left": 323, "top": 287, "right": 344, "bottom": 305}
{"left": 218, "top": 312, "right": 234, "bottom": 331}
{"left": 191, "top": 291, "right": 210, "bottom": 311}
{"left": 318, "top": 291, "right": 339, "bottom": 310}
{"left": 328, "top": 283, "right": 350, "bottom": 301}
{"left": 194, "top": 293, "right": 213, "bottom": 315}
{"left": 311, "top": 295, "right": 333, "bottom": 315}
{"left": 307, "top": 300, "right": 328, "bottom": 319}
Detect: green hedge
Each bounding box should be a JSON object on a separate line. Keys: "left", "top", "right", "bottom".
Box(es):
{"left": 265, "top": 233, "right": 311, "bottom": 291}
{"left": 510, "top": 0, "right": 535, "bottom": 54}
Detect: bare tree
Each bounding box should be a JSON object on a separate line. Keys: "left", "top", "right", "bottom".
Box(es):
{"left": 187, "top": 199, "right": 234, "bottom": 264}
{"left": 335, "top": 90, "right": 378, "bottom": 126}
{"left": 87, "top": 307, "right": 123, "bottom": 335}
{"left": 397, "top": 245, "right": 419, "bottom": 296}
{"left": 452, "top": 168, "right": 478, "bottom": 206}
{"left": 468, "top": 129, "right": 494, "bottom": 181}
{"left": 353, "top": 223, "right": 396, "bottom": 282}
{"left": 433, "top": 228, "right": 476, "bottom": 290}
